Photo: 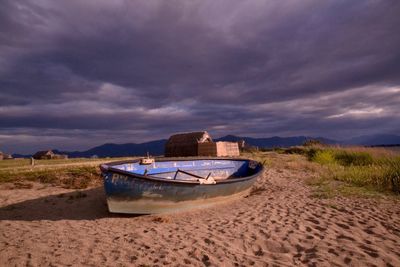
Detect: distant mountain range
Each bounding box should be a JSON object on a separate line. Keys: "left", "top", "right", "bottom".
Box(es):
{"left": 342, "top": 134, "right": 400, "bottom": 146}
{"left": 12, "top": 134, "right": 400, "bottom": 158}
{"left": 54, "top": 139, "right": 167, "bottom": 158}
{"left": 216, "top": 135, "right": 337, "bottom": 147}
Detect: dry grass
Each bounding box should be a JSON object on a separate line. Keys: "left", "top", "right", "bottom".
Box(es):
{"left": 305, "top": 176, "right": 384, "bottom": 199}
{"left": 245, "top": 148, "right": 400, "bottom": 198}
{"left": 0, "top": 165, "right": 101, "bottom": 189}
{"left": 278, "top": 145, "right": 400, "bottom": 195}
{"left": 0, "top": 157, "right": 137, "bottom": 189}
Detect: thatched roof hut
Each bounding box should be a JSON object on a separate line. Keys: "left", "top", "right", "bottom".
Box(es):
{"left": 0, "top": 151, "right": 13, "bottom": 160}
{"left": 32, "top": 150, "right": 68, "bottom": 159}
{"left": 33, "top": 150, "right": 55, "bottom": 160}
{"left": 33, "top": 150, "right": 68, "bottom": 160}
{"left": 165, "top": 131, "right": 240, "bottom": 157}
{"left": 198, "top": 141, "right": 240, "bottom": 157}
{"left": 165, "top": 131, "right": 212, "bottom": 157}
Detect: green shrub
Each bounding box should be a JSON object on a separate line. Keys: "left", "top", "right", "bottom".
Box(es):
{"left": 305, "top": 148, "right": 320, "bottom": 160}
{"left": 312, "top": 150, "right": 336, "bottom": 165}
{"left": 329, "top": 163, "right": 399, "bottom": 193}
{"left": 382, "top": 157, "right": 400, "bottom": 193}
{"left": 334, "top": 151, "right": 373, "bottom": 166}
{"left": 284, "top": 146, "right": 309, "bottom": 155}
{"left": 305, "top": 147, "right": 399, "bottom": 194}
{"left": 308, "top": 150, "right": 373, "bottom": 167}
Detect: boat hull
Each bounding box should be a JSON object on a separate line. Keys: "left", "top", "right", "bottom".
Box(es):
{"left": 101, "top": 158, "right": 263, "bottom": 214}
{"left": 106, "top": 188, "right": 252, "bottom": 214}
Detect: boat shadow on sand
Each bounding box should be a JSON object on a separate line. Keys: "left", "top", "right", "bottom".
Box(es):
{"left": 0, "top": 186, "right": 141, "bottom": 221}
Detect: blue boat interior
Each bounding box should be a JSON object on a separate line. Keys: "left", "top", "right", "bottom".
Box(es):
{"left": 112, "top": 159, "right": 260, "bottom": 181}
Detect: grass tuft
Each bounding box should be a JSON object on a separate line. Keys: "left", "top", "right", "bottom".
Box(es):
{"left": 333, "top": 151, "right": 373, "bottom": 166}
{"left": 311, "top": 150, "right": 336, "bottom": 165}
{"left": 299, "top": 146, "right": 400, "bottom": 194}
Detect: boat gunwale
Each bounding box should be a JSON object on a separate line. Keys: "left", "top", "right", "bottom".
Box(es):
{"left": 100, "top": 157, "right": 264, "bottom": 185}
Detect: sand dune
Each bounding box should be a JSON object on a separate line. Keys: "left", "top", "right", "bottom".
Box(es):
{"left": 1, "top": 156, "right": 399, "bottom": 266}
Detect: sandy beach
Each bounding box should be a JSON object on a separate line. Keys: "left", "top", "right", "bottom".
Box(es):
{"left": 1, "top": 155, "right": 399, "bottom": 266}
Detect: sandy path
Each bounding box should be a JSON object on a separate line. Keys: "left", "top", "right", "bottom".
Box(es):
{"left": 0, "top": 155, "right": 399, "bottom": 266}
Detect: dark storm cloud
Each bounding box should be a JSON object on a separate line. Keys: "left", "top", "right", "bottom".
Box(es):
{"left": 1, "top": 0, "right": 400, "bottom": 153}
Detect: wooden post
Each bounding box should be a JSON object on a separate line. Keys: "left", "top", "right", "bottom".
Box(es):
{"left": 30, "top": 157, "right": 35, "bottom": 166}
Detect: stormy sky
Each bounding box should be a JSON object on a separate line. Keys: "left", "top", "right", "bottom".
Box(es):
{"left": 1, "top": 0, "right": 400, "bottom": 153}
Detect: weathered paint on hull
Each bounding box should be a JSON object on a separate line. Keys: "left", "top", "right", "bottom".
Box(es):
{"left": 106, "top": 189, "right": 251, "bottom": 214}
{"left": 103, "top": 172, "right": 257, "bottom": 214}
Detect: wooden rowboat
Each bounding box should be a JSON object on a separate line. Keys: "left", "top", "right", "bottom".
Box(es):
{"left": 100, "top": 157, "right": 263, "bottom": 214}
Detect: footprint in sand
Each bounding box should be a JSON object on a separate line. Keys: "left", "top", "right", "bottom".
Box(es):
{"left": 359, "top": 245, "right": 380, "bottom": 258}
{"left": 336, "top": 234, "right": 355, "bottom": 241}
{"left": 335, "top": 222, "right": 351, "bottom": 230}
{"left": 265, "top": 240, "right": 289, "bottom": 253}
{"left": 201, "top": 254, "right": 211, "bottom": 266}
{"left": 306, "top": 218, "right": 320, "bottom": 225}
{"left": 328, "top": 248, "right": 339, "bottom": 256}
